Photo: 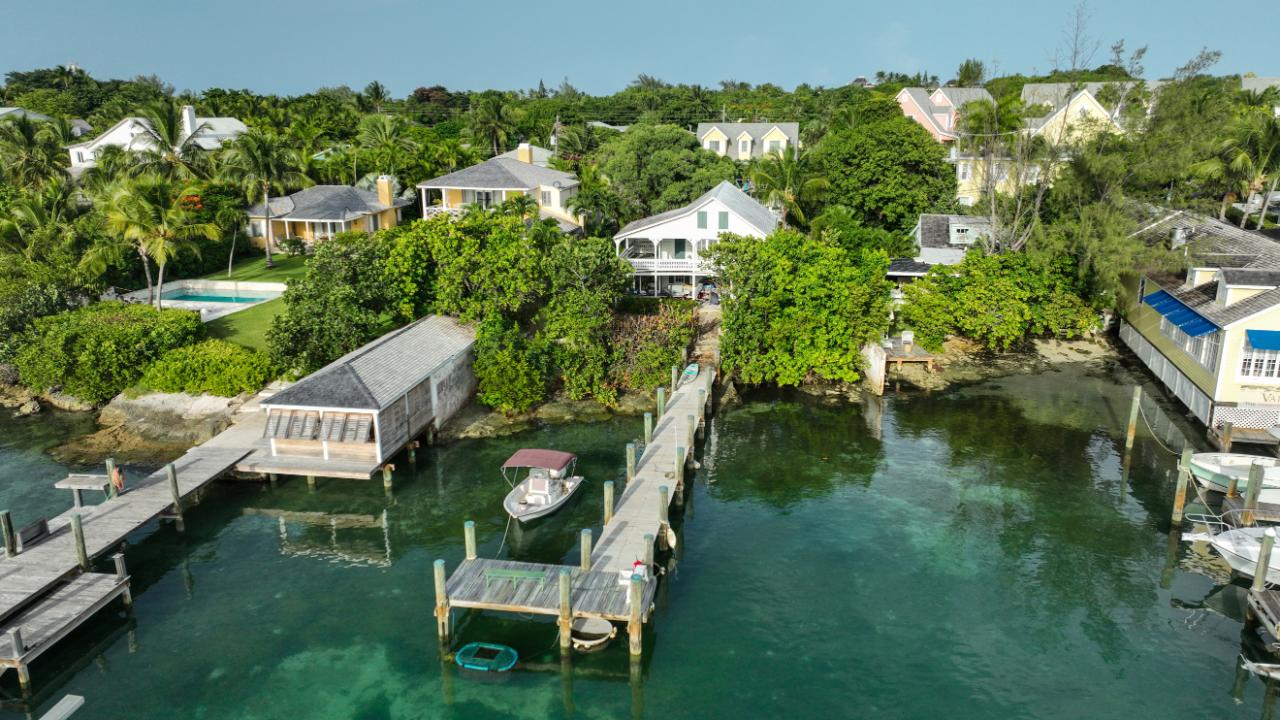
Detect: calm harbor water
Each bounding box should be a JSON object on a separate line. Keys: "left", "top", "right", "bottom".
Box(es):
{"left": 0, "top": 357, "right": 1272, "bottom": 719}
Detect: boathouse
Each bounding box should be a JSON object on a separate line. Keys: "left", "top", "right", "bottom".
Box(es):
{"left": 256, "top": 315, "right": 475, "bottom": 475}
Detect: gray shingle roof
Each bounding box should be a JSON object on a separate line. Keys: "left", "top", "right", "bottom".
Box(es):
{"left": 1154, "top": 277, "right": 1280, "bottom": 328}
{"left": 417, "top": 156, "right": 578, "bottom": 191}
{"left": 265, "top": 315, "right": 475, "bottom": 411}
{"left": 247, "top": 185, "right": 411, "bottom": 221}
{"left": 1220, "top": 268, "right": 1280, "bottom": 288}
{"left": 887, "top": 258, "right": 932, "bottom": 276}
{"left": 0, "top": 107, "right": 51, "bottom": 122}
{"left": 615, "top": 181, "right": 779, "bottom": 238}
{"left": 934, "top": 87, "right": 994, "bottom": 107}
{"left": 915, "top": 214, "right": 992, "bottom": 249}
{"left": 496, "top": 144, "right": 553, "bottom": 167}
{"left": 695, "top": 122, "right": 800, "bottom": 158}
{"left": 1130, "top": 209, "right": 1280, "bottom": 270}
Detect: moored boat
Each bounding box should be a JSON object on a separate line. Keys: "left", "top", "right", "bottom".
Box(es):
{"left": 571, "top": 616, "right": 617, "bottom": 652}
{"left": 1189, "top": 453, "right": 1280, "bottom": 502}
{"left": 455, "top": 642, "right": 518, "bottom": 673}
{"left": 1204, "top": 526, "right": 1280, "bottom": 584}
{"left": 501, "top": 449, "right": 585, "bottom": 522}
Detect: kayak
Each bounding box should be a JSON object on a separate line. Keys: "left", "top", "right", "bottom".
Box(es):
{"left": 455, "top": 642, "right": 518, "bottom": 673}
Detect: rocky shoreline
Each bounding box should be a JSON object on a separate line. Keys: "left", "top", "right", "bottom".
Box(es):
{"left": 5, "top": 336, "right": 1124, "bottom": 465}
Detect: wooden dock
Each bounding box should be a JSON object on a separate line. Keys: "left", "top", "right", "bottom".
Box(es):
{"left": 439, "top": 365, "right": 716, "bottom": 657}
{"left": 0, "top": 445, "right": 248, "bottom": 692}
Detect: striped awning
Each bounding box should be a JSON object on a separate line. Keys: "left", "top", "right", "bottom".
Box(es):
{"left": 1142, "top": 289, "right": 1218, "bottom": 337}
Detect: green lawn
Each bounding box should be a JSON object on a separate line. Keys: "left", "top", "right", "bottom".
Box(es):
{"left": 205, "top": 297, "right": 284, "bottom": 352}
{"left": 201, "top": 255, "right": 309, "bottom": 282}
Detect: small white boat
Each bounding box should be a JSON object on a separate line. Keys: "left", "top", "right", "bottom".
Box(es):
{"left": 1204, "top": 526, "right": 1280, "bottom": 584}
{"left": 501, "top": 449, "right": 585, "bottom": 522}
{"left": 1189, "top": 453, "right": 1280, "bottom": 503}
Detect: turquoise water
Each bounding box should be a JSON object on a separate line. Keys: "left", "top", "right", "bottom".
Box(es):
{"left": 0, "top": 358, "right": 1273, "bottom": 718}
{"left": 160, "top": 289, "right": 275, "bottom": 303}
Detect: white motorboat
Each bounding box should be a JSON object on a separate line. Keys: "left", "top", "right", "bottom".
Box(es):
{"left": 1189, "top": 453, "right": 1280, "bottom": 503}
{"left": 501, "top": 448, "right": 585, "bottom": 522}
{"left": 1201, "top": 526, "right": 1280, "bottom": 584}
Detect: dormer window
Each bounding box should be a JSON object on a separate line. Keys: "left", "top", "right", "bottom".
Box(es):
{"left": 767, "top": 140, "right": 783, "bottom": 154}
{"left": 707, "top": 140, "right": 721, "bottom": 153}
{"left": 739, "top": 139, "right": 750, "bottom": 154}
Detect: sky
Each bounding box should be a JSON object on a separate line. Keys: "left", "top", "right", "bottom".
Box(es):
{"left": 0, "top": 0, "right": 1272, "bottom": 97}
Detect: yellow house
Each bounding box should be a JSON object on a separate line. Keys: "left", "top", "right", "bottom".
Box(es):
{"left": 247, "top": 176, "right": 410, "bottom": 248}
{"left": 950, "top": 89, "right": 1120, "bottom": 205}
{"left": 415, "top": 143, "right": 583, "bottom": 231}
{"left": 695, "top": 122, "right": 800, "bottom": 160}
{"left": 1119, "top": 212, "right": 1280, "bottom": 439}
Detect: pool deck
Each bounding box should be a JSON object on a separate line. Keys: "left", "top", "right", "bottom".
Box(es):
{"left": 113, "top": 279, "right": 286, "bottom": 322}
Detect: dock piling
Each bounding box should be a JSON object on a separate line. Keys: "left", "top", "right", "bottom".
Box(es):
{"left": 643, "top": 413, "right": 653, "bottom": 445}
{"left": 166, "top": 463, "right": 184, "bottom": 531}
{"left": 113, "top": 553, "right": 133, "bottom": 610}
{"left": 628, "top": 573, "right": 643, "bottom": 656}
{"left": 1245, "top": 463, "right": 1266, "bottom": 526}
{"left": 656, "top": 388, "right": 666, "bottom": 417}
{"left": 1, "top": 509, "right": 13, "bottom": 557}
{"left": 464, "top": 520, "right": 476, "bottom": 560}
{"left": 658, "top": 485, "right": 670, "bottom": 549}
{"left": 626, "top": 443, "right": 637, "bottom": 483}
{"left": 105, "top": 458, "right": 117, "bottom": 500}
{"left": 580, "top": 529, "right": 592, "bottom": 571}
{"left": 1172, "top": 448, "right": 1193, "bottom": 523}
{"left": 559, "top": 568, "right": 573, "bottom": 651}
{"left": 643, "top": 533, "right": 654, "bottom": 572}
{"left": 674, "top": 449, "right": 684, "bottom": 491}
{"left": 433, "top": 559, "right": 450, "bottom": 644}
{"left": 71, "top": 513, "right": 88, "bottom": 572}
{"left": 1222, "top": 421, "right": 1235, "bottom": 452}
{"left": 1124, "top": 386, "right": 1142, "bottom": 453}
{"left": 1228, "top": 472, "right": 1242, "bottom": 499}
{"left": 306, "top": 475, "right": 317, "bottom": 491}
{"left": 381, "top": 465, "right": 393, "bottom": 491}
{"left": 686, "top": 414, "right": 695, "bottom": 446}
{"left": 1254, "top": 529, "right": 1277, "bottom": 592}
{"left": 671, "top": 365, "right": 679, "bottom": 393}
{"left": 604, "top": 481, "right": 615, "bottom": 524}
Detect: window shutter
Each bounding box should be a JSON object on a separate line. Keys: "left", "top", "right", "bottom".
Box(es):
{"left": 718, "top": 212, "right": 729, "bottom": 230}
{"left": 697, "top": 211, "right": 707, "bottom": 229}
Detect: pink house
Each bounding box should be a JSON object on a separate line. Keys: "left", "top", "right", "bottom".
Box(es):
{"left": 895, "top": 87, "right": 994, "bottom": 142}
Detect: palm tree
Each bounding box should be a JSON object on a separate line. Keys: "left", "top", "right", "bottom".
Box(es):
{"left": 220, "top": 129, "right": 307, "bottom": 267}
{"left": 565, "top": 163, "right": 625, "bottom": 235}
{"left": 362, "top": 81, "right": 389, "bottom": 113}
{"left": 0, "top": 115, "right": 65, "bottom": 186}
{"left": 502, "top": 193, "right": 539, "bottom": 220}
{"left": 134, "top": 99, "right": 208, "bottom": 180}
{"left": 749, "top": 147, "right": 829, "bottom": 228}
{"left": 1194, "top": 110, "right": 1280, "bottom": 227}
{"left": 356, "top": 114, "right": 418, "bottom": 176}
{"left": 468, "top": 97, "right": 520, "bottom": 156}
{"left": 103, "top": 176, "right": 217, "bottom": 309}
{"left": 429, "top": 138, "right": 480, "bottom": 173}
{"left": 0, "top": 178, "right": 81, "bottom": 259}
{"left": 80, "top": 145, "right": 138, "bottom": 194}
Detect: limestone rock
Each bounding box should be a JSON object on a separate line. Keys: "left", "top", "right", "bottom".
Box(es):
{"left": 98, "top": 391, "right": 240, "bottom": 445}
{"left": 41, "top": 391, "right": 95, "bottom": 412}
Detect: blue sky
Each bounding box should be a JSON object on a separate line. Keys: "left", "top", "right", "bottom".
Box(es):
{"left": 1, "top": 0, "right": 1271, "bottom": 96}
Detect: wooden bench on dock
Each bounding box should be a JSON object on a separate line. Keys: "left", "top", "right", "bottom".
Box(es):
{"left": 53, "top": 475, "right": 112, "bottom": 509}
{"left": 13, "top": 519, "right": 50, "bottom": 554}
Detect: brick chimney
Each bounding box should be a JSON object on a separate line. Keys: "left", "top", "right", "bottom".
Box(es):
{"left": 180, "top": 105, "right": 198, "bottom": 139}
{"left": 516, "top": 142, "right": 534, "bottom": 164}
{"left": 376, "top": 175, "right": 395, "bottom": 207}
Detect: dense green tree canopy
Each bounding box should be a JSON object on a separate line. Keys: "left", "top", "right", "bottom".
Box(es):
{"left": 811, "top": 117, "right": 955, "bottom": 233}
{"left": 592, "top": 124, "right": 737, "bottom": 220}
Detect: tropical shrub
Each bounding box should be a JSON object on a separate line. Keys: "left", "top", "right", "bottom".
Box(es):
{"left": 136, "top": 339, "right": 275, "bottom": 396}
{"left": 608, "top": 302, "right": 697, "bottom": 392}
{"left": 267, "top": 231, "right": 399, "bottom": 374}
{"left": 473, "top": 315, "right": 548, "bottom": 414}
{"left": 712, "top": 229, "right": 893, "bottom": 386}
{"left": 900, "top": 251, "right": 1098, "bottom": 352}
{"left": 16, "top": 302, "right": 205, "bottom": 404}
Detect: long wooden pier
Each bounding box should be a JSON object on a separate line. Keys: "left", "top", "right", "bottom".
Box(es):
{"left": 0, "top": 445, "right": 249, "bottom": 692}
{"left": 438, "top": 364, "right": 716, "bottom": 656}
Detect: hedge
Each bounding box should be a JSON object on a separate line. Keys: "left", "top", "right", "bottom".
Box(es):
{"left": 137, "top": 340, "right": 276, "bottom": 397}
{"left": 16, "top": 302, "right": 205, "bottom": 404}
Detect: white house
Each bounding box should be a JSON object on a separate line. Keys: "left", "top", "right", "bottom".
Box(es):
{"left": 695, "top": 123, "right": 800, "bottom": 161}
{"left": 66, "top": 105, "right": 246, "bottom": 169}
{"left": 613, "top": 181, "right": 779, "bottom": 296}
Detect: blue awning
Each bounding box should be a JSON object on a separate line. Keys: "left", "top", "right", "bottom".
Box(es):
{"left": 1142, "top": 289, "right": 1218, "bottom": 337}
{"left": 1248, "top": 330, "right": 1280, "bottom": 351}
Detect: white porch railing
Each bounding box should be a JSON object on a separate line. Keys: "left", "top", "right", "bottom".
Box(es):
{"left": 627, "top": 258, "right": 712, "bottom": 273}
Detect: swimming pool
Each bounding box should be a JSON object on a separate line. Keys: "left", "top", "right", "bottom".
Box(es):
{"left": 161, "top": 289, "right": 272, "bottom": 303}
